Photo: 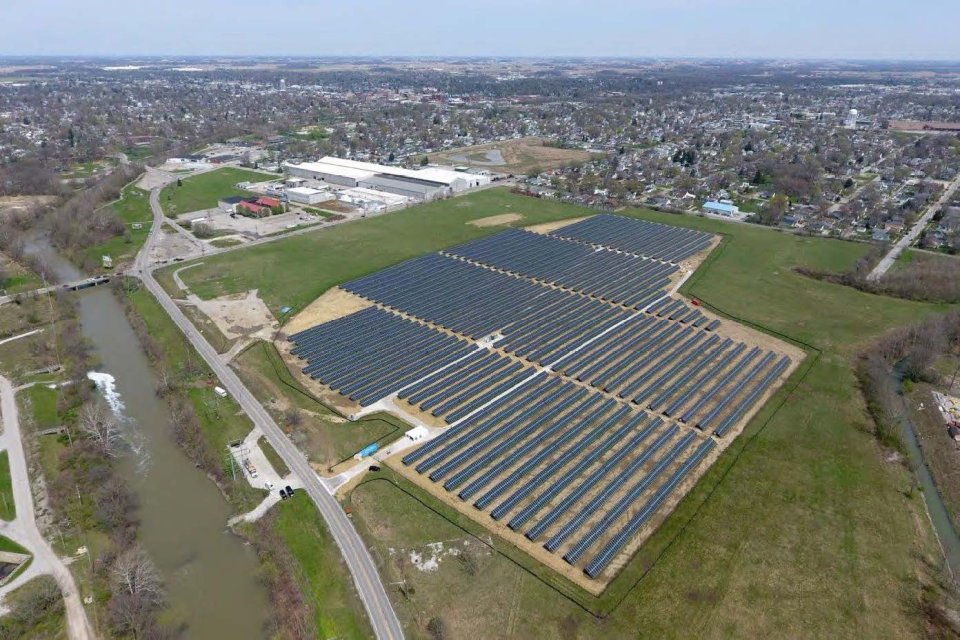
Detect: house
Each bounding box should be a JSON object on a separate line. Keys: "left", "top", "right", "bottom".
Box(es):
{"left": 872, "top": 228, "right": 891, "bottom": 242}
{"left": 237, "top": 201, "right": 272, "bottom": 217}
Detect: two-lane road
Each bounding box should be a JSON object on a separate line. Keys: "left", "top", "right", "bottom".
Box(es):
{"left": 868, "top": 174, "right": 960, "bottom": 280}
{"left": 138, "top": 178, "right": 404, "bottom": 640}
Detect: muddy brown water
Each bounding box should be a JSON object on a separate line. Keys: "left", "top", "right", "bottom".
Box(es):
{"left": 26, "top": 237, "right": 270, "bottom": 638}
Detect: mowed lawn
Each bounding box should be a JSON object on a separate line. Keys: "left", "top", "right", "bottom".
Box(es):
{"left": 159, "top": 167, "right": 281, "bottom": 217}
{"left": 170, "top": 189, "right": 950, "bottom": 637}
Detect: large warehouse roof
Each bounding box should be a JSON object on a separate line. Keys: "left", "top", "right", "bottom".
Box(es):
{"left": 317, "top": 156, "right": 467, "bottom": 187}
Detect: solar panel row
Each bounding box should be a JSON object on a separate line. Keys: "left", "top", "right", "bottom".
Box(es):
{"left": 342, "top": 252, "right": 635, "bottom": 366}
{"left": 445, "top": 228, "right": 676, "bottom": 308}
{"left": 289, "top": 306, "right": 477, "bottom": 407}
{"left": 550, "top": 213, "right": 713, "bottom": 262}
{"left": 289, "top": 213, "right": 795, "bottom": 579}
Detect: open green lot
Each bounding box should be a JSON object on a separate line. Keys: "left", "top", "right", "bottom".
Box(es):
{"left": 164, "top": 189, "right": 952, "bottom": 637}
{"left": 85, "top": 183, "right": 153, "bottom": 268}
{"left": 159, "top": 167, "right": 280, "bottom": 217}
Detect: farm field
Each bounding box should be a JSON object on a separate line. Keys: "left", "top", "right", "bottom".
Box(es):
{"left": 431, "top": 137, "right": 595, "bottom": 174}
{"left": 159, "top": 167, "right": 280, "bottom": 217}
{"left": 165, "top": 188, "right": 954, "bottom": 637}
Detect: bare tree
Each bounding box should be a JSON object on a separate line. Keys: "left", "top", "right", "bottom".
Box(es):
{"left": 108, "top": 546, "right": 166, "bottom": 639}
{"left": 79, "top": 400, "right": 124, "bottom": 456}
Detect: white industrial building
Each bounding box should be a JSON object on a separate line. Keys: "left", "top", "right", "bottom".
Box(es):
{"left": 286, "top": 186, "right": 334, "bottom": 205}
{"left": 283, "top": 156, "right": 491, "bottom": 201}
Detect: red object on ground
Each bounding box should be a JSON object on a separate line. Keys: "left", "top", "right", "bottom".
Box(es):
{"left": 691, "top": 298, "right": 701, "bottom": 306}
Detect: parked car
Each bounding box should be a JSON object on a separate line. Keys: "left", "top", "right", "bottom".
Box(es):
{"left": 285, "top": 485, "right": 294, "bottom": 496}
{"left": 279, "top": 488, "right": 288, "bottom": 500}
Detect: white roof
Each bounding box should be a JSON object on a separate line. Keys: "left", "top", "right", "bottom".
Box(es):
{"left": 287, "top": 186, "right": 327, "bottom": 196}
{"left": 318, "top": 156, "right": 466, "bottom": 186}
{"left": 405, "top": 426, "right": 429, "bottom": 440}
{"left": 287, "top": 161, "right": 374, "bottom": 181}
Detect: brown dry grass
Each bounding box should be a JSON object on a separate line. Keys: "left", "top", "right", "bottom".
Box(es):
{"left": 525, "top": 216, "right": 591, "bottom": 235}
{"left": 467, "top": 213, "right": 524, "bottom": 228}
{"left": 284, "top": 287, "right": 372, "bottom": 335}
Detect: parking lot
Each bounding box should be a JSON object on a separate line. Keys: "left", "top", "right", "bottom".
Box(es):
{"left": 176, "top": 207, "right": 327, "bottom": 238}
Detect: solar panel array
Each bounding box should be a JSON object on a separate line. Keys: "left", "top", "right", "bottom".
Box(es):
{"left": 289, "top": 307, "right": 477, "bottom": 407}
{"left": 342, "top": 253, "right": 635, "bottom": 365}
{"left": 550, "top": 213, "right": 713, "bottom": 262}
{"left": 400, "top": 376, "right": 717, "bottom": 578}
{"left": 444, "top": 228, "right": 676, "bottom": 308}
{"left": 289, "top": 214, "right": 795, "bottom": 579}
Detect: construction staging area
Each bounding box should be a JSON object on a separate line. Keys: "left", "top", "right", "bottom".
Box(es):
{"left": 281, "top": 213, "right": 803, "bottom": 590}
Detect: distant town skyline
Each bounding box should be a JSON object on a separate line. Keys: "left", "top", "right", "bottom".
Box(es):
{"left": 1, "top": 0, "right": 958, "bottom": 60}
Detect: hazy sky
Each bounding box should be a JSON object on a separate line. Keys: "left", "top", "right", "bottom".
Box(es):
{"left": 1, "top": 0, "right": 957, "bottom": 60}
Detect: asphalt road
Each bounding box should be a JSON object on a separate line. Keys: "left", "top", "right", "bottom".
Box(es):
{"left": 137, "top": 175, "right": 404, "bottom": 640}
{"left": 0, "top": 375, "right": 94, "bottom": 640}
{"left": 868, "top": 174, "right": 960, "bottom": 281}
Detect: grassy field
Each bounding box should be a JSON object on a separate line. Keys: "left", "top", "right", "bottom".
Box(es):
{"left": 0, "top": 451, "right": 15, "bottom": 520}
{"left": 161, "top": 189, "right": 953, "bottom": 637}
{"left": 168, "top": 189, "right": 612, "bottom": 315}
{"left": 268, "top": 495, "right": 372, "bottom": 639}
{"left": 122, "top": 286, "right": 373, "bottom": 640}
{"left": 84, "top": 183, "right": 152, "bottom": 268}
{"left": 159, "top": 167, "right": 280, "bottom": 217}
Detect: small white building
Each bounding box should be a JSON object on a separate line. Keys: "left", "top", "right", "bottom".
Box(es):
{"left": 405, "top": 426, "right": 429, "bottom": 441}
{"left": 287, "top": 186, "right": 334, "bottom": 205}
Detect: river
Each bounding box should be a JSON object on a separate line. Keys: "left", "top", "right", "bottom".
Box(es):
{"left": 26, "top": 237, "right": 270, "bottom": 638}
{"left": 892, "top": 363, "right": 960, "bottom": 576}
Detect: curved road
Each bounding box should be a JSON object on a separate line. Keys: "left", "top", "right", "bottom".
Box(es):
{"left": 0, "top": 375, "right": 94, "bottom": 639}
{"left": 136, "top": 174, "right": 404, "bottom": 640}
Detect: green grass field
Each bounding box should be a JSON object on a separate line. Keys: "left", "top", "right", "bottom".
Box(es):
{"left": 160, "top": 167, "right": 280, "bottom": 217}
{"left": 167, "top": 189, "right": 618, "bottom": 315}
{"left": 84, "top": 183, "right": 152, "bottom": 268}
{"left": 0, "top": 451, "right": 15, "bottom": 520}
{"left": 269, "top": 495, "right": 372, "bottom": 639}
{"left": 160, "top": 189, "right": 953, "bottom": 637}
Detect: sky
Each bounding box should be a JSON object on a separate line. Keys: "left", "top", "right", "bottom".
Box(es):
{"left": 1, "top": 0, "right": 958, "bottom": 60}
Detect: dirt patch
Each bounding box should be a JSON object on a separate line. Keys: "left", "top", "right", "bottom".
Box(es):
{"left": 433, "top": 137, "right": 595, "bottom": 175}
{"left": 0, "top": 195, "right": 57, "bottom": 214}
{"left": 284, "top": 287, "right": 373, "bottom": 335}
{"left": 525, "top": 216, "right": 591, "bottom": 235}
{"left": 188, "top": 289, "right": 278, "bottom": 341}
{"left": 468, "top": 213, "right": 524, "bottom": 228}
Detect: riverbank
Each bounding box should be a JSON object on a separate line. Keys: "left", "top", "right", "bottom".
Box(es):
{"left": 11, "top": 233, "right": 273, "bottom": 638}
{"left": 118, "top": 277, "right": 372, "bottom": 639}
